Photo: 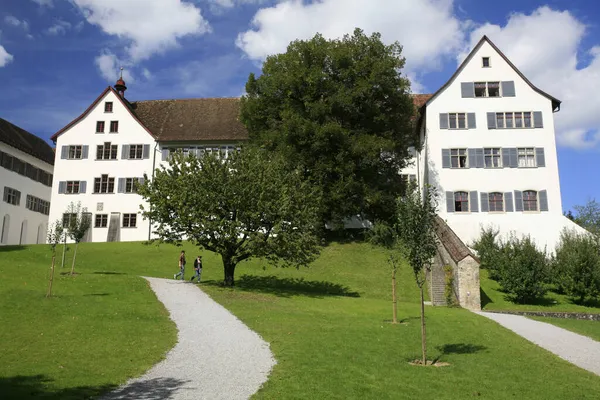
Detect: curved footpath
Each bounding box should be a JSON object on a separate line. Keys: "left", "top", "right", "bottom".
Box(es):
{"left": 477, "top": 311, "right": 600, "bottom": 376}
{"left": 101, "top": 277, "right": 276, "bottom": 400}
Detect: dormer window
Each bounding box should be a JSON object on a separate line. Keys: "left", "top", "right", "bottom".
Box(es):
{"left": 482, "top": 57, "right": 490, "bottom": 67}
{"left": 105, "top": 102, "right": 113, "bottom": 112}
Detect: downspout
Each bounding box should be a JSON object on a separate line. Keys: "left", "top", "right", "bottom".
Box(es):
{"left": 148, "top": 141, "right": 159, "bottom": 241}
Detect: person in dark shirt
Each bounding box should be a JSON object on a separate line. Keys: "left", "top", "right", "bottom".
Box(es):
{"left": 191, "top": 256, "right": 203, "bottom": 283}
{"left": 174, "top": 250, "right": 186, "bottom": 280}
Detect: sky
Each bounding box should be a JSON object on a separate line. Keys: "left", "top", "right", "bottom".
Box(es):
{"left": 0, "top": 0, "right": 599, "bottom": 212}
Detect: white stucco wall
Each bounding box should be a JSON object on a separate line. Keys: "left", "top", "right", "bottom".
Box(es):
{"left": 424, "top": 40, "right": 580, "bottom": 252}
{"left": 48, "top": 89, "right": 156, "bottom": 243}
{"left": 0, "top": 142, "right": 53, "bottom": 245}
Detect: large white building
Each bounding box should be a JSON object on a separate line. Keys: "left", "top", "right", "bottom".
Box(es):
{"left": 48, "top": 77, "right": 245, "bottom": 243}
{"left": 407, "top": 35, "right": 584, "bottom": 251}
{"left": 0, "top": 118, "right": 54, "bottom": 245}
{"left": 48, "top": 36, "right": 583, "bottom": 251}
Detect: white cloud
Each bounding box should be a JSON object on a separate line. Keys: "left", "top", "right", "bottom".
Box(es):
{"left": 4, "top": 16, "right": 30, "bottom": 31}
{"left": 236, "top": 0, "right": 465, "bottom": 89}
{"left": 206, "top": 0, "right": 272, "bottom": 10}
{"left": 72, "top": 0, "right": 211, "bottom": 62}
{"left": 46, "top": 19, "right": 72, "bottom": 36}
{"left": 31, "top": 0, "right": 53, "bottom": 7}
{"left": 0, "top": 44, "right": 13, "bottom": 67}
{"left": 95, "top": 50, "right": 135, "bottom": 83}
{"left": 462, "top": 6, "right": 600, "bottom": 149}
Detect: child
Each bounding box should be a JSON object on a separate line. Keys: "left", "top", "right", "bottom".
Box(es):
{"left": 191, "top": 255, "right": 203, "bottom": 283}
{"left": 174, "top": 250, "right": 186, "bottom": 280}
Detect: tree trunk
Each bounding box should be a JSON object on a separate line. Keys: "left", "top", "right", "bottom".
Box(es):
{"left": 61, "top": 237, "right": 66, "bottom": 268}
{"left": 70, "top": 242, "right": 78, "bottom": 276}
{"left": 47, "top": 254, "right": 56, "bottom": 298}
{"left": 420, "top": 285, "right": 427, "bottom": 365}
{"left": 392, "top": 267, "right": 397, "bottom": 324}
{"left": 222, "top": 255, "right": 236, "bottom": 287}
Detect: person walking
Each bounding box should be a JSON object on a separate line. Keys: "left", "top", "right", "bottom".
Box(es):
{"left": 190, "top": 255, "right": 203, "bottom": 283}
{"left": 174, "top": 250, "right": 186, "bottom": 280}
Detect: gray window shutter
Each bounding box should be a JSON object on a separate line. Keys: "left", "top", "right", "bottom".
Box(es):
{"left": 82, "top": 145, "right": 89, "bottom": 159}
{"left": 467, "top": 113, "right": 476, "bottom": 129}
{"left": 539, "top": 190, "right": 549, "bottom": 211}
{"left": 143, "top": 144, "right": 150, "bottom": 159}
{"left": 502, "top": 148, "right": 510, "bottom": 169}
{"left": 80, "top": 181, "right": 86, "bottom": 194}
{"left": 504, "top": 192, "right": 514, "bottom": 212}
{"left": 535, "top": 148, "right": 546, "bottom": 167}
{"left": 61, "top": 146, "right": 68, "bottom": 159}
{"left": 138, "top": 177, "right": 145, "bottom": 185}
{"left": 439, "top": 113, "right": 448, "bottom": 129}
{"left": 468, "top": 148, "right": 477, "bottom": 168}
{"left": 501, "top": 81, "right": 516, "bottom": 97}
{"left": 117, "top": 178, "right": 124, "bottom": 193}
{"left": 509, "top": 148, "right": 518, "bottom": 168}
{"left": 161, "top": 148, "right": 169, "bottom": 161}
{"left": 487, "top": 112, "right": 496, "bottom": 129}
{"left": 476, "top": 148, "right": 484, "bottom": 168}
{"left": 480, "top": 192, "right": 489, "bottom": 212}
{"left": 446, "top": 192, "right": 454, "bottom": 213}
{"left": 58, "top": 181, "right": 66, "bottom": 194}
{"left": 514, "top": 190, "right": 523, "bottom": 212}
{"left": 470, "top": 191, "right": 479, "bottom": 212}
{"left": 461, "top": 82, "right": 475, "bottom": 98}
{"left": 533, "top": 111, "right": 543, "bottom": 128}
{"left": 2, "top": 187, "right": 7, "bottom": 202}
{"left": 441, "top": 149, "right": 450, "bottom": 168}
{"left": 121, "top": 145, "right": 129, "bottom": 159}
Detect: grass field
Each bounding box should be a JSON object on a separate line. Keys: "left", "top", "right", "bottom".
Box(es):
{"left": 1, "top": 241, "right": 600, "bottom": 399}
{"left": 480, "top": 268, "right": 600, "bottom": 314}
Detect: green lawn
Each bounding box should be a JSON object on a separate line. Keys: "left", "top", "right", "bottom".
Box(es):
{"left": 530, "top": 317, "right": 600, "bottom": 342}
{"left": 1, "top": 241, "right": 600, "bottom": 399}
{"left": 480, "top": 268, "right": 600, "bottom": 314}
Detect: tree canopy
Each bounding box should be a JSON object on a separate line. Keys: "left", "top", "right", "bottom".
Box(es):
{"left": 137, "top": 148, "right": 322, "bottom": 286}
{"left": 240, "top": 28, "right": 418, "bottom": 227}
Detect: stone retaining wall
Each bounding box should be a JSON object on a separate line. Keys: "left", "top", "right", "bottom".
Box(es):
{"left": 484, "top": 309, "right": 600, "bottom": 321}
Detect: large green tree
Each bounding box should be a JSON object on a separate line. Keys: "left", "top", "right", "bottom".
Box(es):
{"left": 137, "top": 148, "right": 322, "bottom": 286}
{"left": 240, "top": 28, "right": 418, "bottom": 227}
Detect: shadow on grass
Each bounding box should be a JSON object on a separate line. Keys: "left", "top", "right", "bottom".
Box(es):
{"left": 480, "top": 288, "right": 493, "bottom": 308}
{"left": 502, "top": 294, "right": 557, "bottom": 307}
{"left": 206, "top": 275, "right": 360, "bottom": 298}
{"left": 436, "top": 343, "right": 487, "bottom": 355}
{"left": 0, "top": 374, "right": 188, "bottom": 400}
{"left": 0, "top": 245, "right": 25, "bottom": 252}
{"left": 93, "top": 272, "right": 127, "bottom": 276}
{"left": 83, "top": 293, "right": 110, "bottom": 297}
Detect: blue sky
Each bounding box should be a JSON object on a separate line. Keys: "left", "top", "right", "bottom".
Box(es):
{"left": 0, "top": 0, "right": 599, "bottom": 212}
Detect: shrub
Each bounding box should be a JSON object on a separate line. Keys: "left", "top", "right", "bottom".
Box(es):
{"left": 553, "top": 229, "right": 600, "bottom": 304}
{"left": 444, "top": 265, "right": 458, "bottom": 307}
{"left": 496, "top": 235, "right": 550, "bottom": 304}
{"left": 472, "top": 226, "right": 502, "bottom": 280}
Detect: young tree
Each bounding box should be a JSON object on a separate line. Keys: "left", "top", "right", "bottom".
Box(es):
{"left": 137, "top": 148, "right": 322, "bottom": 286}
{"left": 395, "top": 184, "right": 438, "bottom": 365}
{"left": 573, "top": 198, "right": 600, "bottom": 238}
{"left": 47, "top": 220, "right": 65, "bottom": 298}
{"left": 241, "top": 28, "right": 418, "bottom": 227}
{"left": 65, "top": 202, "right": 91, "bottom": 276}
{"left": 369, "top": 222, "right": 402, "bottom": 324}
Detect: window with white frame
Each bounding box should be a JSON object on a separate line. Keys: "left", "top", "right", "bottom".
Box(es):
{"left": 454, "top": 191, "right": 469, "bottom": 212}
{"left": 475, "top": 81, "right": 500, "bottom": 97}
{"left": 123, "top": 213, "right": 137, "bottom": 228}
{"left": 129, "top": 144, "right": 144, "bottom": 160}
{"left": 104, "top": 102, "right": 113, "bottom": 113}
{"left": 94, "top": 174, "right": 115, "bottom": 193}
{"left": 68, "top": 145, "right": 83, "bottom": 159}
{"left": 26, "top": 195, "right": 50, "bottom": 215}
{"left": 95, "top": 214, "right": 108, "bottom": 228}
{"left": 62, "top": 213, "right": 76, "bottom": 228}
{"left": 488, "top": 192, "right": 504, "bottom": 212}
{"left": 523, "top": 190, "right": 538, "bottom": 211}
{"left": 3, "top": 187, "right": 21, "bottom": 206}
{"left": 66, "top": 181, "right": 80, "bottom": 194}
{"left": 518, "top": 148, "right": 536, "bottom": 168}
{"left": 125, "top": 178, "right": 138, "bottom": 193}
{"left": 482, "top": 57, "right": 490, "bottom": 67}
{"left": 495, "top": 112, "right": 533, "bottom": 129}
{"left": 97, "top": 142, "right": 118, "bottom": 160}
{"left": 448, "top": 113, "right": 467, "bottom": 129}
{"left": 484, "top": 148, "right": 501, "bottom": 168}
{"left": 450, "top": 149, "right": 468, "bottom": 168}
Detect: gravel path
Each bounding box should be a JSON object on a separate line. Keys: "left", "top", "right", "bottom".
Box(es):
{"left": 101, "top": 277, "right": 276, "bottom": 400}
{"left": 477, "top": 311, "right": 600, "bottom": 376}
